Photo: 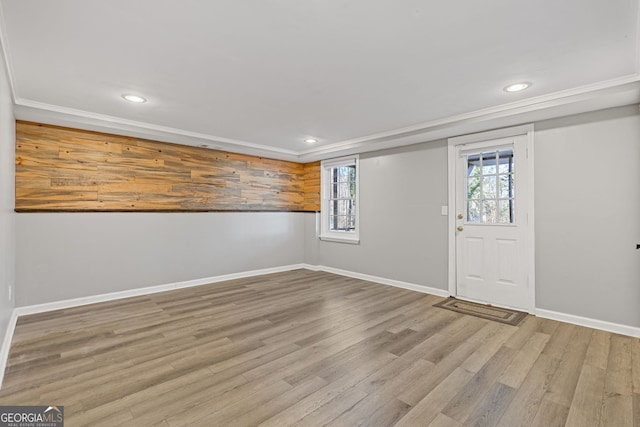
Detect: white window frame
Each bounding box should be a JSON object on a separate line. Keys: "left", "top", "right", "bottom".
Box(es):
{"left": 320, "top": 155, "right": 360, "bottom": 244}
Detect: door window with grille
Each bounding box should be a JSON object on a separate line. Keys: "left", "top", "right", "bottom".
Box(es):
{"left": 465, "top": 148, "right": 515, "bottom": 224}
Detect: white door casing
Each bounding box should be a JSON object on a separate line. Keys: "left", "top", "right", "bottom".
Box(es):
{"left": 447, "top": 125, "right": 535, "bottom": 313}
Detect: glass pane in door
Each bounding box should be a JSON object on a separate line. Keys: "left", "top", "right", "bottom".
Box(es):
{"left": 465, "top": 148, "right": 515, "bottom": 224}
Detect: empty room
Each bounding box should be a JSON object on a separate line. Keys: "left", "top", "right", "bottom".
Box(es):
{"left": 0, "top": 1, "right": 638, "bottom": 426}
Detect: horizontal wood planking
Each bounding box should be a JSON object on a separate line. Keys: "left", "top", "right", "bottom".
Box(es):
{"left": 302, "top": 161, "right": 320, "bottom": 211}
{"left": 15, "top": 121, "right": 321, "bottom": 212}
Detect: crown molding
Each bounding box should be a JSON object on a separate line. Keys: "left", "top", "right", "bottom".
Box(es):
{"left": 297, "top": 75, "right": 640, "bottom": 161}
{"left": 2, "top": 0, "right": 639, "bottom": 163}
{"left": 13, "top": 99, "right": 301, "bottom": 160}
{"left": 301, "top": 74, "right": 640, "bottom": 155}
{"left": 11, "top": 75, "right": 640, "bottom": 163}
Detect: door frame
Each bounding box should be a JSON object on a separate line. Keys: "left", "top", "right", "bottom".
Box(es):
{"left": 447, "top": 124, "right": 536, "bottom": 314}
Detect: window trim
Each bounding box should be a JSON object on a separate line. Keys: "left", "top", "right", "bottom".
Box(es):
{"left": 320, "top": 155, "right": 360, "bottom": 244}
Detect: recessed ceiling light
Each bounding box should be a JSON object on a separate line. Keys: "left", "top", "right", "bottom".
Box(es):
{"left": 122, "top": 94, "right": 147, "bottom": 103}
{"left": 503, "top": 82, "right": 531, "bottom": 93}
{"left": 304, "top": 138, "right": 317, "bottom": 144}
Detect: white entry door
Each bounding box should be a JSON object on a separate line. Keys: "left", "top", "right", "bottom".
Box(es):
{"left": 452, "top": 132, "right": 532, "bottom": 311}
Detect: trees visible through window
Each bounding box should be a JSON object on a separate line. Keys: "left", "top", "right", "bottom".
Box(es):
{"left": 329, "top": 164, "right": 356, "bottom": 231}
{"left": 466, "top": 149, "right": 515, "bottom": 224}
{"left": 320, "top": 156, "right": 359, "bottom": 242}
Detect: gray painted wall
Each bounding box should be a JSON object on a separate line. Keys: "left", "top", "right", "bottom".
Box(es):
{"left": 305, "top": 105, "right": 640, "bottom": 328}
{"left": 16, "top": 212, "right": 305, "bottom": 306}
{"left": 0, "top": 51, "right": 15, "bottom": 337}
{"left": 305, "top": 141, "right": 450, "bottom": 290}
{"left": 535, "top": 106, "right": 640, "bottom": 327}
{"left": 11, "top": 104, "right": 640, "bottom": 328}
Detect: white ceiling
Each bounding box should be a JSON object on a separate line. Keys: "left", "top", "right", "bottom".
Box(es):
{"left": 1, "top": 0, "right": 639, "bottom": 161}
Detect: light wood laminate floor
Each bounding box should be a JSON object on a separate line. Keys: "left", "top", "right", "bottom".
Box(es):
{"left": 0, "top": 270, "right": 638, "bottom": 426}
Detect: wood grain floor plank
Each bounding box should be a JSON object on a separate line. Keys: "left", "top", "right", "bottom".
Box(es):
{"left": 534, "top": 317, "right": 560, "bottom": 336}
{"left": 257, "top": 354, "right": 390, "bottom": 427}
{"left": 395, "top": 367, "right": 475, "bottom": 427}
{"left": 354, "top": 398, "right": 412, "bottom": 427}
{"left": 542, "top": 325, "right": 592, "bottom": 409}
{"left": 530, "top": 399, "right": 570, "bottom": 427}
{"left": 387, "top": 313, "right": 461, "bottom": 357}
{"left": 240, "top": 317, "right": 403, "bottom": 384}
{"left": 606, "top": 335, "right": 634, "bottom": 395}
{"left": 540, "top": 322, "right": 579, "bottom": 359}
{"left": 282, "top": 330, "right": 395, "bottom": 386}
{"left": 81, "top": 408, "right": 135, "bottom": 427}
{"left": 633, "top": 392, "right": 640, "bottom": 427}
{"left": 422, "top": 319, "right": 487, "bottom": 365}
{"left": 290, "top": 385, "right": 370, "bottom": 427}
{"left": 429, "top": 413, "right": 461, "bottom": 427}
{"left": 498, "top": 332, "right": 550, "bottom": 388}
{"left": 601, "top": 394, "right": 634, "bottom": 427}
{"left": 502, "top": 315, "right": 542, "bottom": 350}
{"left": 564, "top": 364, "right": 606, "bottom": 427}
{"left": 633, "top": 342, "right": 640, "bottom": 427}
{"left": 461, "top": 322, "right": 517, "bottom": 374}
{"left": 461, "top": 382, "right": 516, "bottom": 427}
{"left": 325, "top": 357, "right": 433, "bottom": 426}
{"left": 180, "top": 378, "right": 304, "bottom": 426}
{"left": 397, "top": 337, "right": 487, "bottom": 407}
{"left": 357, "top": 354, "right": 434, "bottom": 396}
{"left": 632, "top": 337, "right": 640, "bottom": 394}
{"left": 0, "top": 270, "right": 635, "bottom": 426}
{"left": 122, "top": 370, "right": 251, "bottom": 426}
{"left": 386, "top": 294, "right": 445, "bottom": 333}
{"left": 441, "top": 346, "right": 517, "bottom": 423}
{"left": 491, "top": 353, "right": 560, "bottom": 427}
{"left": 601, "top": 335, "right": 634, "bottom": 427}
{"left": 584, "top": 329, "right": 612, "bottom": 371}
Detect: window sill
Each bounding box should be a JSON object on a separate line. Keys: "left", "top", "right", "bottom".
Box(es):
{"left": 319, "top": 235, "right": 360, "bottom": 245}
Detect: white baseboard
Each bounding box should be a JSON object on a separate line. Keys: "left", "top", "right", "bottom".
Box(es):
{"left": 2, "top": 264, "right": 639, "bottom": 391}
{"left": 15, "top": 264, "right": 308, "bottom": 317}
{"left": 536, "top": 308, "right": 640, "bottom": 338}
{"left": 0, "top": 309, "right": 18, "bottom": 389}
{"left": 307, "top": 264, "right": 640, "bottom": 338}
{"left": 0, "top": 264, "right": 309, "bottom": 390}
{"left": 1, "top": 264, "right": 442, "bottom": 390}
{"left": 308, "top": 264, "right": 450, "bottom": 298}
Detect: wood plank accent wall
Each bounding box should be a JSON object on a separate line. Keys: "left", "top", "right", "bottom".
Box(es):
{"left": 15, "top": 121, "right": 321, "bottom": 212}
{"left": 302, "top": 161, "right": 320, "bottom": 211}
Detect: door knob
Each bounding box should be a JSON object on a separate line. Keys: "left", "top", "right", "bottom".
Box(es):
{"left": 457, "top": 226, "right": 463, "bottom": 232}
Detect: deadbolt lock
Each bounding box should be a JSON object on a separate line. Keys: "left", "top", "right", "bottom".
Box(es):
{"left": 457, "top": 213, "right": 463, "bottom": 220}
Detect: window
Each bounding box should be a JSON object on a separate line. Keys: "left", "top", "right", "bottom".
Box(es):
{"left": 465, "top": 148, "right": 515, "bottom": 224}
{"left": 320, "top": 155, "right": 359, "bottom": 243}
